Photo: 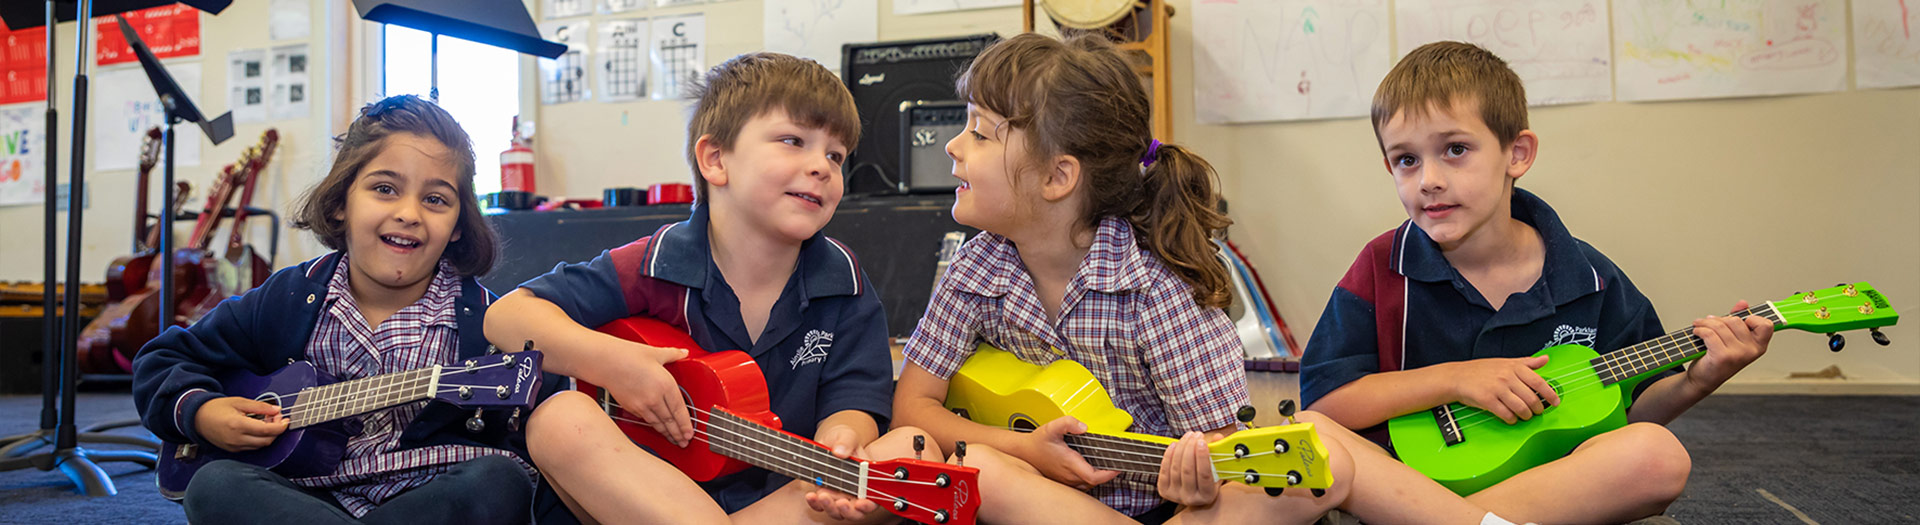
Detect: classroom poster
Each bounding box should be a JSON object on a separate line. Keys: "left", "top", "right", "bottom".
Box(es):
{"left": 598, "top": 19, "right": 650, "bottom": 102}
{"left": 540, "top": 21, "right": 592, "bottom": 104}
{"left": 546, "top": 0, "right": 596, "bottom": 18}
{"left": 270, "top": 44, "right": 311, "bottom": 120}
{"left": 270, "top": 0, "right": 313, "bottom": 41}
{"left": 1613, "top": 0, "right": 1846, "bottom": 101}
{"left": 228, "top": 48, "right": 268, "bottom": 123}
{"left": 1854, "top": 0, "right": 1920, "bottom": 89}
{"left": 601, "top": 0, "right": 649, "bottom": 13}
{"left": 2, "top": 25, "right": 49, "bottom": 106}
{"left": 0, "top": 103, "right": 46, "bottom": 207}
{"left": 893, "top": 0, "right": 1019, "bottom": 16}
{"left": 765, "top": 0, "right": 877, "bottom": 72}
{"left": 92, "top": 63, "right": 203, "bottom": 171}
{"left": 94, "top": 4, "right": 202, "bottom": 66}
{"left": 650, "top": 15, "right": 706, "bottom": 100}
{"left": 1191, "top": 0, "right": 1393, "bottom": 123}
{"left": 1396, "top": 0, "right": 1612, "bottom": 105}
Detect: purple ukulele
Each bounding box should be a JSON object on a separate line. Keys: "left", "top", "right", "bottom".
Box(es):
{"left": 155, "top": 351, "right": 545, "bottom": 500}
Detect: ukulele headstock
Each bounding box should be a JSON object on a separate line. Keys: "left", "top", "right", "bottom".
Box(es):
{"left": 431, "top": 351, "right": 545, "bottom": 408}
{"left": 1207, "top": 422, "right": 1334, "bottom": 490}
{"left": 860, "top": 456, "right": 980, "bottom": 525}
{"left": 1771, "top": 282, "right": 1899, "bottom": 334}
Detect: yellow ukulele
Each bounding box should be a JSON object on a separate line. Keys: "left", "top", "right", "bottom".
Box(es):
{"left": 945, "top": 344, "right": 1333, "bottom": 494}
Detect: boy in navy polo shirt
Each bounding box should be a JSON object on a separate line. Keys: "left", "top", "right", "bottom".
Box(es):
{"left": 484, "top": 52, "right": 929, "bottom": 524}
{"left": 1301, "top": 41, "right": 1775, "bottom": 524}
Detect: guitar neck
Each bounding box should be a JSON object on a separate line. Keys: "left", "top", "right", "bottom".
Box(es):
{"left": 705, "top": 408, "right": 866, "bottom": 495}
{"left": 1063, "top": 432, "right": 1170, "bottom": 482}
{"left": 1591, "top": 303, "right": 1782, "bottom": 386}
{"left": 285, "top": 366, "right": 442, "bottom": 429}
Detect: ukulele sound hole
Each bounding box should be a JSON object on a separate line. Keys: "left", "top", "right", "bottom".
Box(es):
{"left": 1009, "top": 414, "right": 1038, "bottom": 432}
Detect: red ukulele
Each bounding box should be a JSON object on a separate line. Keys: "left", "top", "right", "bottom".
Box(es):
{"left": 578, "top": 316, "right": 981, "bottom": 525}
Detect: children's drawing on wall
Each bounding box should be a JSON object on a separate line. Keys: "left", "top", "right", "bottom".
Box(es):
{"left": 893, "top": 0, "right": 1018, "bottom": 16}
{"left": 1613, "top": 0, "right": 1845, "bottom": 101}
{"left": 1855, "top": 0, "right": 1920, "bottom": 89}
{"left": 1397, "top": 0, "right": 1612, "bottom": 105}
{"left": 765, "top": 0, "right": 877, "bottom": 72}
{"left": 93, "top": 63, "right": 203, "bottom": 171}
{"left": 0, "top": 103, "right": 45, "bottom": 206}
{"left": 1191, "top": 0, "right": 1391, "bottom": 123}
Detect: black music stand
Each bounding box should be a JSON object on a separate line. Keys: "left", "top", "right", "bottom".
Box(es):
{"left": 0, "top": 0, "right": 230, "bottom": 497}
{"left": 352, "top": 0, "right": 564, "bottom": 101}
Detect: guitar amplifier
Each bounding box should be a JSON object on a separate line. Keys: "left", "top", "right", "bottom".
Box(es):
{"left": 899, "top": 100, "right": 967, "bottom": 193}
{"left": 841, "top": 34, "right": 998, "bottom": 196}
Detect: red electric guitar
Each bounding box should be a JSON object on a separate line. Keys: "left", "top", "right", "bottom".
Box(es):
{"left": 578, "top": 316, "right": 981, "bottom": 525}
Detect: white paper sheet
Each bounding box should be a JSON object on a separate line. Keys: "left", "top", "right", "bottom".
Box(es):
{"left": 1854, "top": 0, "right": 1920, "bottom": 89}
{"left": 1191, "top": 0, "right": 1393, "bottom": 123}
{"left": 765, "top": 0, "right": 877, "bottom": 72}
{"left": 651, "top": 15, "right": 706, "bottom": 100}
{"left": 1613, "top": 0, "right": 1846, "bottom": 102}
{"left": 893, "top": 0, "right": 1018, "bottom": 16}
{"left": 93, "top": 63, "right": 202, "bottom": 171}
{"left": 599, "top": 19, "right": 650, "bottom": 102}
{"left": 270, "top": 0, "right": 311, "bottom": 41}
{"left": 0, "top": 103, "right": 47, "bottom": 207}
{"left": 1396, "top": 0, "right": 1612, "bottom": 105}
{"left": 227, "top": 48, "right": 268, "bottom": 124}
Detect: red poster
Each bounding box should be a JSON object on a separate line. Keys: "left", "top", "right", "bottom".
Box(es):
{"left": 93, "top": 4, "right": 201, "bottom": 66}
{"left": 0, "top": 24, "right": 48, "bottom": 105}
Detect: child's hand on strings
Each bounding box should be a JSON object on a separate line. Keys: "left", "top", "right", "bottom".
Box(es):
{"left": 1684, "top": 300, "right": 1774, "bottom": 393}
{"left": 195, "top": 396, "right": 289, "bottom": 453}
{"left": 1446, "top": 355, "right": 1560, "bottom": 424}
{"left": 603, "top": 341, "right": 693, "bottom": 447}
{"left": 803, "top": 424, "right": 881, "bottom": 520}
{"left": 1017, "top": 416, "right": 1119, "bottom": 490}
{"left": 1157, "top": 431, "right": 1226, "bottom": 507}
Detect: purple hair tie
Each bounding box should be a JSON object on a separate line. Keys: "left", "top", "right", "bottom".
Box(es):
{"left": 1141, "top": 139, "right": 1163, "bottom": 168}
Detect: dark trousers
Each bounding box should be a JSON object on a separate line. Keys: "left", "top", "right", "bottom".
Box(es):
{"left": 183, "top": 455, "right": 534, "bottom": 524}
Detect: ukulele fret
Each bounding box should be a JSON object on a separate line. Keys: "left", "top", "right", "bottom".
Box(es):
{"left": 708, "top": 409, "right": 861, "bottom": 495}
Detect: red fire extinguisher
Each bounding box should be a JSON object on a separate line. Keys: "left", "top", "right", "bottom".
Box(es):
{"left": 501, "top": 116, "right": 536, "bottom": 194}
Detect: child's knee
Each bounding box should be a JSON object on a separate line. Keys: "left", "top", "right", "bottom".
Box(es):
{"left": 1607, "top": 423, "right": 1691, "bottom": 503}
{"left": 527, "top": 391, "right": 601, "bottom": 459}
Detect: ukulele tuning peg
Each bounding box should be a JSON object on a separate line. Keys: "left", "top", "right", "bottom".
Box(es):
{"left": 913, "top": 435, "right": 926, "bottom": 460}
{"left": 486, "top": 344, "right": 501, "bottom": 355}
{"left": 1236, "top": 405, "right": 1258, "bottom": 427}
{"left": 1311, "top": 489, "right": 1327, "bottom": 497}
{"left": 509, "top": 407, "right": 523, "bottom": 432}
{"left": 1265, "top": 487, "right": 1285, "bottom": 497}
{"left": 1828, "top": 333, "right": 1846, "bottom": 352}
{"left": 523, "top": 340, "right": 537, "bottom": 352}
{"left": 465, "top": 408, "right": 486, "bottom": 433}
{"left": 1277, "top": 399, "right": 1298, "bottom": 424}
{"left": 955, "top": 441, "right": 967, "bottom": 467}
{"left": 1871, "top": 328, "right": 1891, "bottom": 346}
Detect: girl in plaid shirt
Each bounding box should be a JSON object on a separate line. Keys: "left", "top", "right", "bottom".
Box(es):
{"left": 891, "top": 34, "right": 1496, "bottom": 524}
{"left": 133, "top": 96, "right": 550, "bottom": 523}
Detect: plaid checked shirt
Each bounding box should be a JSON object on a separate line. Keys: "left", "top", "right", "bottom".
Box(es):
{"left": 290, "top": 258, "right": 532, "bottom": 516}
{"left": 903, "top": 217, "right": 1250, "bottom": 516}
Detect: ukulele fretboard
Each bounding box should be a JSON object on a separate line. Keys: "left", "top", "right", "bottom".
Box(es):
{"left": 287, "top": 366, "right": 437, "bottom": 429}
{"left": 1592, "top": 303, "right": 1781, "bottom": 385}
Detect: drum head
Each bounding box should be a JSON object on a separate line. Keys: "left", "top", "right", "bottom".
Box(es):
{"left": 1042, "top": 0, "right": 1139, "bottom": 29}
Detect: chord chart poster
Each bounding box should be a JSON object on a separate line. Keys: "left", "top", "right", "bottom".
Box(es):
{"left": 650, "top": 15, "right": 706, "bottom": 100}
{"left": 94, "top": 4, "right": 202, "bottom": 66}
{"left": 1, "top": 25, "right": 49, "bottom": 106}
{"left": 599, "top": 19, "right": 650, "bottom": 102}
{"left": 546, "top": 0, "right": 595, "bottom": 19}
{"left": 540, "top": 20, "right": 593, "bottom": 104}
{"left": 601, "top": 0, "right": 649, "bottom": 13}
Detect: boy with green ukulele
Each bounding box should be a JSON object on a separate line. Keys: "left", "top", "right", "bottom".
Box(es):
{"left": 1301, "top": 41, "right": 1775, "bottom": 524}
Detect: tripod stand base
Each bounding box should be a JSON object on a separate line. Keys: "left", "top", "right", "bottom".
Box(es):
{"left": 0, "top": 446, "right": 159, "bottom": 497}
{"left": 3, "top": 428, "right": 160, "bottom": 458}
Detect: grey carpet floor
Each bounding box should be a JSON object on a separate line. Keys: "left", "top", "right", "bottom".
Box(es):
{"left": 0, "top": 393, "right": 1914, "bottom": 523}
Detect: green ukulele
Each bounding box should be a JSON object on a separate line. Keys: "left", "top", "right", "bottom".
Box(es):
{"left": 1389, "top": 282, "right": 1900, "bottom": 495}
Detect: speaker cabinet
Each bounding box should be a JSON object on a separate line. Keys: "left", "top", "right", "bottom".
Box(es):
{"left": 841, "top": 34, "right": 998, "bottom": 196}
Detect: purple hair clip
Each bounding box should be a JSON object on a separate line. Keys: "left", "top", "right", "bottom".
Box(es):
{"left": 1141, "top": 139, "right": 1163, "bottom": 168}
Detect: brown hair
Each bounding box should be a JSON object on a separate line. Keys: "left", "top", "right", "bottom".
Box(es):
{"left": 292, "top": 94, "right": 497, "bottom": 276}
{"left": 956, "top": 33, "right": 1232, "bottom": 309}
{"left": 1371, "top": 41, "right": 1529, "bottom": 153}
{"left": 684, "top": 52, "right": 860, "bottom": 204}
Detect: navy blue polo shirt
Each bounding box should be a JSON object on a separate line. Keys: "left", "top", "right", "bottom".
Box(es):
{"left": 519, "top": 204, "right": 894, "bottom": 512}
{"left": 1300, "top": 188, "right": 1672, "bottom": 445}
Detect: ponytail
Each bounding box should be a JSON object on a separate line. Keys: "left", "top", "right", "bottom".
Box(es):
{"left": 1134, "top": 143, "right": 1232, "bottom": 309}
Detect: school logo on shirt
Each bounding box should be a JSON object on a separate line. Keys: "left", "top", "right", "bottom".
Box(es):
{"left": 1542, "top": 324, "right": 1598, "bottom": 349}
{"left": 790, "top": 329, "right": 833, "bottom": 369}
